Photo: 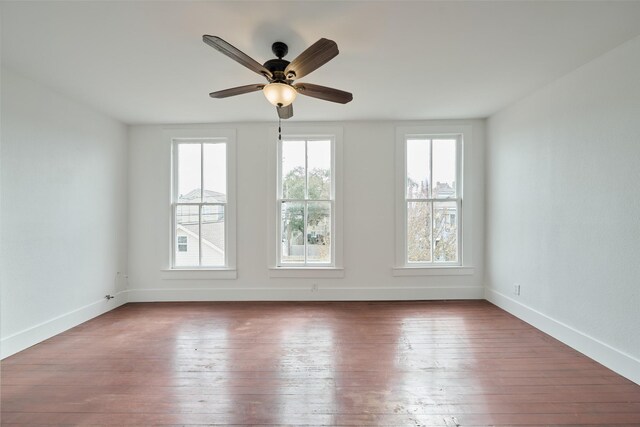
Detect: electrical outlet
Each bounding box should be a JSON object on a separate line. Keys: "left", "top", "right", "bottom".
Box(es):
{"left": 311, "top": 284, "right": 319, "bottom": 292}
{"left": 514, "top": 284, "right": 521, "bottom": 296}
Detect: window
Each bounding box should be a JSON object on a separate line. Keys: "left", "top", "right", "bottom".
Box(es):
{"left": 268, "top": 126, "right": 343, "bottom": 276}
{"left": 177, "top": 235, "right": 188, "bottom": 252}
{"left": 172, "top": 138, "right": 233, "bottom": 268}
{"left": 278, "top": 138, "right": 333, "bottom": 265}
{"left": 397, "top": 130, "right": 463, "bottom": 267}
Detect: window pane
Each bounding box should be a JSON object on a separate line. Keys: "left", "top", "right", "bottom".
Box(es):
{"left": 177, "top": 144, "right": 201, "bottom": 203}
{"left": 175, "top": 205, "right": 200, "bottom": 266}
{"left": 407, "top": 201, "right": 432, "bottom": 263}
{"left": 432, "top": 139, "right": 457, "bottom": 199}
{"left": 177, "top": 235, "right": 188, "bottom": 252}
{"left": 281, "top": 140, "right": 305, "bottom": 199}
{"left": 281, "top": 202, "right": 304, "bottom": 263}
{"left": 307, "top": 201, "right": 331, "bottom": 263}
{"left": 433, "top": 201, "right": 458, "bottom": 263}
{"left": 307, "top": 140, "right": 331, "bottom": 200}
{"left": 406, "top": 139, "right": 430, "bottom": 199}
{"left": 201, "top": 205, "right": 225, "bottom": 266}
{"left": 203, "top": 143, "right": 226, "bottom": 203}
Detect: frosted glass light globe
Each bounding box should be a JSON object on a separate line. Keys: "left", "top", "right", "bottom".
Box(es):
{"left": 263, "top": 83, "right": 297, "bottom": 107}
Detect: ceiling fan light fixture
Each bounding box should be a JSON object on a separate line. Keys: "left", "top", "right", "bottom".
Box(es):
{"left": 263, "top": 82, "right": 297, "bottom": 107}
{"left": 204, "top": 37, "right": 352, "bottom": 119}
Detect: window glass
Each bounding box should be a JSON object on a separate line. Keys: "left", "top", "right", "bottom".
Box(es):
{"left": 278, "top": 138, "right": 334, "bottom": 266}
{"left": 407, "top": 201, "right": 432, "bottom": 263}
{"left": 432, "top": 139, "right": 457, "bottom": 199}
{"left": 404, "top": 135, "right": 460, "bottom": 265}
{"left": 307, "top": 140, "right": 331, "bottom": 199}
{"left": 281, "top": 202, "right": 305, "bottom": 263}
{"left": 201, "top": 205, "right": 225, "bottom": 266}
{"left": 281, "top": 140, "right": 306, "bottom": 199}
{"left": 433, "top": 201, "right": 458, "bottom": 262}
{"left": 174, "top": 141, "right": 227, "bottom": 267}
{"left": 306, "top": 201, "right": 331, "bottom": 263}
{"left": 175, "top": 205, "right": 200, "bottom": 267}
{"left": 406, "top": 139, "right": 430, "bottom": 199}
{"left": 177, "top": 144, "right": 201, "bottom": 203}
{"left": 203, "top": 143, "right": 227, "bottom": 203}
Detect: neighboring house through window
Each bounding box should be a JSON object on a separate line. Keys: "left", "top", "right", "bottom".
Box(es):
{"left": 396, "top": 127, "right": 464, "bottom": 268}
{"left": 171, "top": 132, "right": 236, "bottom": 270}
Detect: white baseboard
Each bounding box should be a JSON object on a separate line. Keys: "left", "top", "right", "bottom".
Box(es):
{"left": 1, "top": 291, "right": 128, "bottom": 359}
{"left": 485, "top": 288, "right": 640, "bottom": 385}
{"left": 125, "top": 286, "right": 484, "bottom": 302}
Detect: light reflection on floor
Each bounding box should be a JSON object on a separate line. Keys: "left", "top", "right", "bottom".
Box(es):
{"left": 173, "top": 314, "right": 231, "bottom": 422}
{"left": 277, "top": 312, "right": 336, "bottom": 425}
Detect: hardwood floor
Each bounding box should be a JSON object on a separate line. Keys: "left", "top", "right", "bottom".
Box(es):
{"left": 2, "top": 301, "right": 639, "bottom": 426}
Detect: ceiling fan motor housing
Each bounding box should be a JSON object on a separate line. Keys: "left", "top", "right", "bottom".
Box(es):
{"left": 264, "top": 42, "right": 291, "bottom": 82}
{"left": 263, "top": 59, "right": 290, "bottom": 82}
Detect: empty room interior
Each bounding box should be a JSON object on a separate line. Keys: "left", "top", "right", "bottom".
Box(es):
{"left": 1, "top": 1, "right": 640, "bottom": 425}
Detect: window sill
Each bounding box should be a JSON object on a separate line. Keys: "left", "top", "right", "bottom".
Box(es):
{"left": 269, "top": 267, "right": 344, "bottom": 279}
{"left": 391, "top": 266, "right": 475, "bottom": 277}
{"left": 161, "top": 269, "right": 237, "bottom": 280}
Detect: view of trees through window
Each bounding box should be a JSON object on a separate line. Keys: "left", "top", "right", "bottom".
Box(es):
{"left": 279, "top": 139, "right": 332, "bottom": 264}
{"left": 406, "top": 137, "right": 459, "bottom": 263}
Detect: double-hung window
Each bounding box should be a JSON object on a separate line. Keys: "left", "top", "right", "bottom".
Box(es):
{"left": 172, "top": 137, "right": 234, "bottom": 269}
{"left": 398, "top": 130, "right": 463, "bottom": 266}
{"left": 277, "top": 137, "right": 334, "bottom": 266}
{"left": 268, "top": 127, "right": 343, "bottom": 276}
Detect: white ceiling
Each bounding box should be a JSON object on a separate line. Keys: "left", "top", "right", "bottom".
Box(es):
{"left": 2, "top": 1, "right": 640, "bottom": 124}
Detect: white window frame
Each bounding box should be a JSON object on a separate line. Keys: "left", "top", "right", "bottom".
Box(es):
{"left": 394, "top": 125, "right": 474, "bottom": 276}
{"left": 277, "top": 138, "right": 335, "bottom": 267}
{"left": 267, "top": 126, "right": 344, "bottom": 278}
{"left": 163, "top": 128, "right": 237, "bottom": 279}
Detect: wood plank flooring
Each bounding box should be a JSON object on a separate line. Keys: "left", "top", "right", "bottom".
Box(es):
{"left": 2, "top": 301, "right": 639, "bottom": 426}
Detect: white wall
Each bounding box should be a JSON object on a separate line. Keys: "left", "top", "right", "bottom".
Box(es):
{"left": 486, "top": 36, "right": 640, "bottom": 383}
{"left": 0, "top": 68, "right": 129, "bottom": 357}
{"left": 128, "top": 120, "right": 484, "bottom": 301}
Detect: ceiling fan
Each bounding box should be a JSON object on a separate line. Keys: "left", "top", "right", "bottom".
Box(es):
{"left": 203, "top": 35, "right": 353, "bottom": 119}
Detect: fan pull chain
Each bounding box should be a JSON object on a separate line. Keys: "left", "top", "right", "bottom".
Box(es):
{"left": 278, "top": 117, "right": 282, "bottom": 141}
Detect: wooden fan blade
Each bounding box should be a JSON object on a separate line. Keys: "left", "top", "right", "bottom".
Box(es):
{"left": 277, "top": 104, "right": 293, "bottom": 120}
{"left": 203, "top": 35, "right": 272, "bottom": 79}
{"left": 209, "top": 84, "right": 264, "bottom": 98}
{"left": 284, "top": 38, "right": 338, "bottom": 80}
{"left": 295, "top": 83, "right": 353, "bottom": 104}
